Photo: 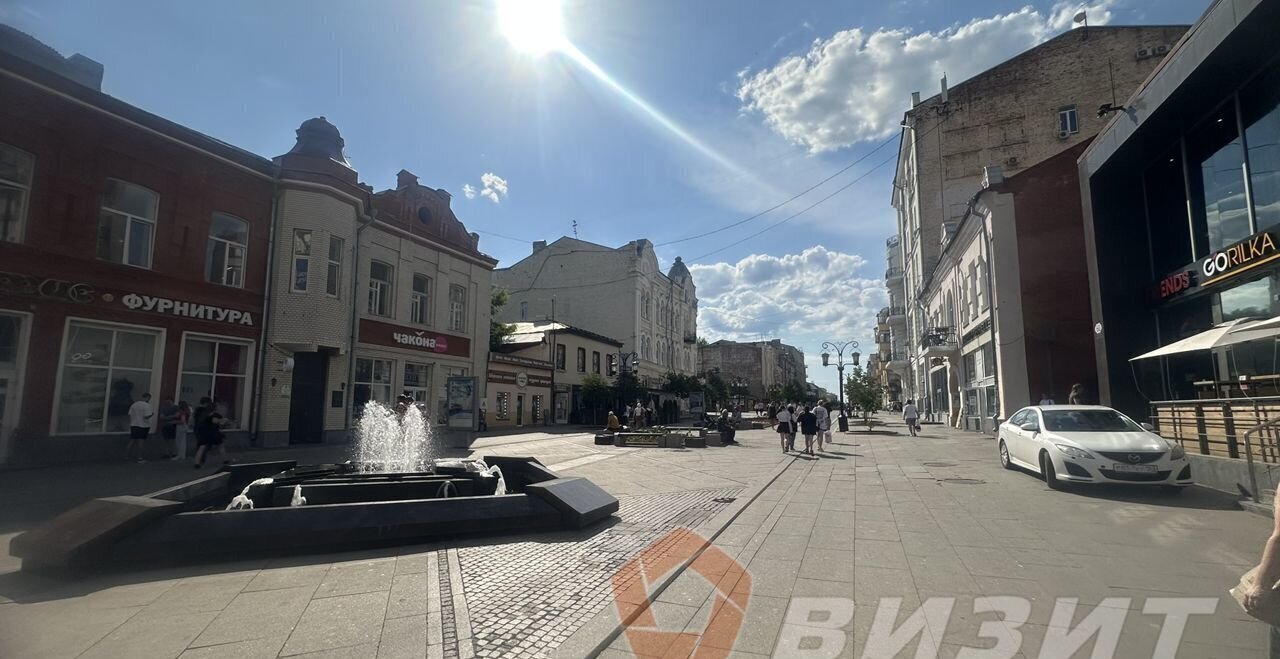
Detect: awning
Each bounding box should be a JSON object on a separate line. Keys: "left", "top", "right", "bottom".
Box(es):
{"left": 1129, "top": 318, "right": 1280, "bottom": 360}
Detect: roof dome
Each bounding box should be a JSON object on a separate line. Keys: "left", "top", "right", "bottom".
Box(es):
{"left": 286, "top": 116, "right": 350, "bottom": 166}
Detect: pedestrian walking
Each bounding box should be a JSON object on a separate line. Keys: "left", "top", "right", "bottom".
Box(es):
{"left": 1068, "top": 383, "right": 1086, "bottom": 405}
{"left": 776, "top": 404, "right": 795, "bottom": 453}
{"left": 1240, "top": 481, "right": 1280, "bottom": 656}
{"left": 193, "top": 412, "right": 227, "bottom": 469}
{"left": 902, "top": 399, "right": 919, "bottom": 437}
{"left": 125, "top": 393, "right": 153, "bottom": 463}
{"left": 813, "top": 400, "right": 830, "bottom": 450}
{"left": 799, "top": 405, "right": 819, "bottom": 456}
{"left": 646, "top": 399, "right": 656, "bottom": 427}
{"left": 158, "top": 397, "right": 180, "bottom": 459}
{"left": 173, "top": 401, "right": 191, "bottom": 461}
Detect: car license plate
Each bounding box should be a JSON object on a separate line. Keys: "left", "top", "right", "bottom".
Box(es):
{"left": 1112, "top": 464, "right": 1157, "bottom": 473}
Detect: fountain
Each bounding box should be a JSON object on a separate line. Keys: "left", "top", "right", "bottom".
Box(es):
{"left": 11, "top": 401, "right": 619, "bottom": 571}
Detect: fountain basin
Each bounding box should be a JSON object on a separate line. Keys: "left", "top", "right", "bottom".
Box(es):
{"left": 11, "top": 456, "right": 618, "bottom": 572}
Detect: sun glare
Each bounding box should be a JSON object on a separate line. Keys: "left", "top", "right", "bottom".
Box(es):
{"left": 497, "top": 0, "right": 567, "bottom": 56}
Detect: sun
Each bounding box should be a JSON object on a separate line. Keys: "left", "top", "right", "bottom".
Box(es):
{"left": 497, "top": 0, "right": 567, "bottom": 56}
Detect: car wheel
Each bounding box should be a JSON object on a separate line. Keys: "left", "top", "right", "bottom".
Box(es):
{"left": 999, "top": 440, "right": 1014, "bottom": 470}
{"left": 1041, "top": 451, "right": 1064, "bottom": 490}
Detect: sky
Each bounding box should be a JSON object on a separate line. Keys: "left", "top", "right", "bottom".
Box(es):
{"left": 2, "top": 0, "right": 1208, "bottom": 395}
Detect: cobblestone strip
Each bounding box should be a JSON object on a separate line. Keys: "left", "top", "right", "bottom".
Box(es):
{"left": 459, "top": 487, "right": 743, "bottom": 659}
{"left": 448, "top": 548, "right": 475, "bottom": 659}
{"left": 440, "top": 552, "right": 460, "bottom": 659}
{"left": 428, "top": 551, "right": 445, "bottom": 659}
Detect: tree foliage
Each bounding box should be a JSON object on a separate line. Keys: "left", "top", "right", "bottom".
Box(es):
{"left": 489, "top": 288, "right": 515, "bottom": 351}
{"left": 580, "top": 373, "right": 612, "bottom": 424}
{"left": 844, "top": 366, "right": 884, "bottom": 429}
{"left": 781, "top": 380, "right": 807, "bottom": 403}
{"left": 661, "top": 372, "right": 702, "bottom": 396}
{"left": 703, "top": 372, "right": 728, "bottom": 409}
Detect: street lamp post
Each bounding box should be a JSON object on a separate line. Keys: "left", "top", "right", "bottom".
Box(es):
{"left": 821, "top": 340, "right": 861, "bottom": 425}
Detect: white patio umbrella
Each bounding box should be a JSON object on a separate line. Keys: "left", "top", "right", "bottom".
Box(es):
{"left": 1129, "top": 318, "right": 1280, "bottom": 360}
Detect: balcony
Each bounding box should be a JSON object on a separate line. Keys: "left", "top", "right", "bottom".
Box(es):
{"left": 886, "top": 349, "right": 909, "bottom": 368}
{"left": 885, "top": 266, "right": 903, "bottom": 283}
{"left": 920, "top": 326, "right": 958, "bottom": 358}
{"left": 886, "top": 306, "right": 906, "bottom": 326}
{"left": 876, "top": 331, "right": 891, "bottom": 345}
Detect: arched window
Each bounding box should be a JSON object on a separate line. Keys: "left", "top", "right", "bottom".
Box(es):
{"left": 206, "top": 213, "right": 248, "bottom": 287}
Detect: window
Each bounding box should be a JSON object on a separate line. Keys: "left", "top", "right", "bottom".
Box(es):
{"left": 592, "top": 351, "right": 601, "bottom": 374}
{"left": 496, "top": 392, "right": 511, "bottom": 420}
{"left": 56, "top": 322, "right": 158, "bottom": 434}
{"left": 963, "top": 351, "right": 978, "bottom": 385}
{"left": 353, "top": 357, "right": 394, "bottom": 412}
{"left": 368, "top": 261, "right": 394, "bottom": 317}
{"left": 520, "top": 301, "right": 528, "bottom": 321}
{"left": 403, "top": 362, "right": 431, "bottom": 405}
{"left": 448, "top": 285, "right": 467, "bottom": 332}
{"left": 555, "top": 344, "right": 566, "bottom": 370}
{"left": 532, "top": 395, "right": 543, "bottom": 422}
{"left": 576, "top": 347, "right": 586, "bottom": 372}
{"left": 97, "top": 179, "right": 158, "bottom": 268}
{"left": 411, "top": 274, "right": 431, "bottom": 325}
{"left": 1243, "top": 66, "right": 1280, "bottom": 233}
{"left": 1189, "top": 99, "right": 1250, "bottom": 252}
{"left": 206, "top": 213, "right": 248, "bottom": 287}
{"left": 179, "top": 337, "right": 250, "bottom": 429}
{"left": 291, "top": 230, "right": 311, "bottom": 292}
{"left": 1057, "top": 107, "right": 1078, "bottom": 135}
{"left": 607, "top": 354, "right": 618, "bottom": 375}
{"left": 326, "top": 236, "right": 344, "bottom": 297}
{"left": 0, "top": 143, "right": 34, "bottom": 243}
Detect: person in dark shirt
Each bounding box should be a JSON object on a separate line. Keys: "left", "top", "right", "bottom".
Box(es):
{"left": 193, "top": 412, "right": 226, "bottom": 469}
{"left": 799, "top": 405, "right": 819, "bottom": 456}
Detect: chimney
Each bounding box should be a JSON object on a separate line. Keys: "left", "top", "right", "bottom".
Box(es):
{"left": 982, "top": 165, "right": 1004, "bottom": 188}
{"left": 533, "top": 240, "right": 547, "bottom": 253}
{"left": 940, "top": 75, "right": 949, "bottom": 104}
{"left": 910, "top": 91, "right": 921, "bottom": 107}
{"left": 469, "top": 232, "right": 480, "bottom": 248}
{"left": 396, "top": 169, "right": 418, "bottom": 189}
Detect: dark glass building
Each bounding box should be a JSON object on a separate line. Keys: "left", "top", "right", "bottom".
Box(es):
{"left": 1082, "top": 0, "right": 1280, "bottom": 425}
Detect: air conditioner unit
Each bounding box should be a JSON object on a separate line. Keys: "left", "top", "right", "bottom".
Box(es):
{"left": 1154, "top": 44, "right": 1170, "bottom": 55}
{"left": 1136, "top": 47, "right": 1152, "bottom": 60}
{"left": 1057, "top": 129, "right": 1071, "bottom": 139}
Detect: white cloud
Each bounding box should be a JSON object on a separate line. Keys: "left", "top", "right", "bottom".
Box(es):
{"left": 480, "top": 172, "right": 509, "bottom": 203}
{"left": 689, "top": 246, "right": 887, "bottom": 391}
{"left": 737, "top": 1, "right": 1115, "bottom": 152}
{"left": 462, "top": 183, "right": 477, "bottom": 199}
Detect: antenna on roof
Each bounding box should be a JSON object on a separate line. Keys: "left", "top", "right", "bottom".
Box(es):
{"left": 572, "top": 219, "right": 579, "bottom": 238}
{"left": 1073, "top": 9, "right": 1088, "bottom": 39}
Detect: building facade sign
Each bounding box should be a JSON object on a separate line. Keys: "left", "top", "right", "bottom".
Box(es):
{"left": 120, "top": 293, "right": 255, "bottom": 326}
{"left": 487, "top": 369, "right": 552, "bottom": 388}
{"left": 0, "top": 271, "right": 96, "bottom": 303}
{"left": 1150, "top": 231, "right": 1280, "bottom": 304}
{"left": 359, "top": 318, "right": 471, "bottom": 358}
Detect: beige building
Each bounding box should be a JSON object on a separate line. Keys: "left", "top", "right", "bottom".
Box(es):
{"left": 498, "top": 321, "right": 622, "bottom": 424}
{"left": 484, "top": 352, "right": 552, "bottom": 429}
{"left": 258, "top": 119, "right": 497, "bottom": 446}
{"left": 888, "top": 25, "right": 1187, "bottom": 414}
{"left": 493, "top": 238, "right": 697, "bottom": 390}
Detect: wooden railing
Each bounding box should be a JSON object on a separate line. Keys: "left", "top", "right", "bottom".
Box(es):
{"left": 1150, "top": 397, "right": 1280, "bottom": 463}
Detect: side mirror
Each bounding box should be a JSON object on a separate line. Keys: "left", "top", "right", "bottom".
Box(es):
{"left": 1141, "top": 422, "right": 1155, "bottom": 432}
{"left": 1019, "top": 422, "right": 1039, "bottom": 433}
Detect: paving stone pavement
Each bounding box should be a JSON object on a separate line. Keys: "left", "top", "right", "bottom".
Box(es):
{"left": 591, "top": 417, "right": 1275, "bottom": 659}
{"left": 0, "top": 426, "right": 786, "bottom": 659}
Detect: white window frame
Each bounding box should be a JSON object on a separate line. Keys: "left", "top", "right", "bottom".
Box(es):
{"left": 97, "top": 178, "right": 158, "bottom": 269}
{"left": 0, "top": 143, "right": 34, "bottom": 243}
{"left": 291, "top": 229, "right": 312, "bottom": 293}
{"left": 326, "top": 236, "right": 344, "bottom": 298}
{"left": 354, "top": 356, "right": 395, "bottom": 409}
{"left": 403, "top": 361, "right": 432, "bottom": 405}
{"left": 1058, "top": 106, "right": 1079, "bottom": 135}
{"left": 448, "top": 284, "right": 467, "bottom": 332}
{"left": 368, "top": 260, "right": 395, "bottom": 317}
{"left": 411, "top": 274, "right": 432, "bottom": 325}
{"left": 206, "top": 213, "right": 249, "bottom": 288}
{"left": 51, "top": 317, "right": 165, "bottom": 435}
{"left": 177, "top": 332, "right": 255, "bottom": 430}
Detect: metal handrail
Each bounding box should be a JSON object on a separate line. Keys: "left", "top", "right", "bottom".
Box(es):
{"left": 1244, "top": 416, "right": 1280, "bottom": 503}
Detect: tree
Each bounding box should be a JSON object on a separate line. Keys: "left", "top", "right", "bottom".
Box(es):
{"left": 781, "top": 380, "right": 807, "bottom": 404}
{"left": 703, "top": 372, "right": 728, "bottom": 410}
{"left": 844, "top": 366, "right": 884, "bottom": 430}
{"left": 580, "top": 373, "right": 612, "bottom": 425}
{"left": 661, "top": 372, "right": 701, "bottom": 397}
{"left": 489, "top": 288, "right": 515, "bottom": 351}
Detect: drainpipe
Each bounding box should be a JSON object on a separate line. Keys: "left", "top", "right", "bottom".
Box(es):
{"left": 343, "top": 206, "right": 377, "bottom": 434}
{"left": 978, "top": 202, "right": 1001, "bottom": 434}
{"left": 249, "top": 175, "right": 281, "bottom": 444}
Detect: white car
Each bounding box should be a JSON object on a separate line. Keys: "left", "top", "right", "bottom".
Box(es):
{"left": 997, "top": 405, "right": 1192, "bottom": 490}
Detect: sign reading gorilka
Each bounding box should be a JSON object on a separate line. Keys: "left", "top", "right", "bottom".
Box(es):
{"left": 1150, "top": 230, "right": 1280, "bottom": 304}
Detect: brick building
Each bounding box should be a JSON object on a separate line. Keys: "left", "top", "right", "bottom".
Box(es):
{"left": 699, "top": 339, "right": 806, "bottom": 403}
{"left": 917, "top": 142, "right": 1097, "bottom": 431}
{"left": 0, "top": 36, "right": 274, "bottom": 462}
{"left": 887, "top": 24, "right": 1189, "bottom": 413}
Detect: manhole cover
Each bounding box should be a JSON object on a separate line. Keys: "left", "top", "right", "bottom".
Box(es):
{"left": 923, "top": 462, "right": 956, "bottom": 467}
{"left": 712, "top": 497, "right": 736, "bottom": 504}
{"left": 940, "top": 478, "right": 985, "bottom": 485}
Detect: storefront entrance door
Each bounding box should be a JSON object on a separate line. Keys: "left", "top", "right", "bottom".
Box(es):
{"left": 554, "top": 393, "right": 569, "bottom": 424}
{"left": 288, "top": 352, "right": 328, "bottom": 444}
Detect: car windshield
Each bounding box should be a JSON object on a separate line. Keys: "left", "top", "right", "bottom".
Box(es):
{"left": 1041, "top": 410, "right": 1143, "bottom": 433}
